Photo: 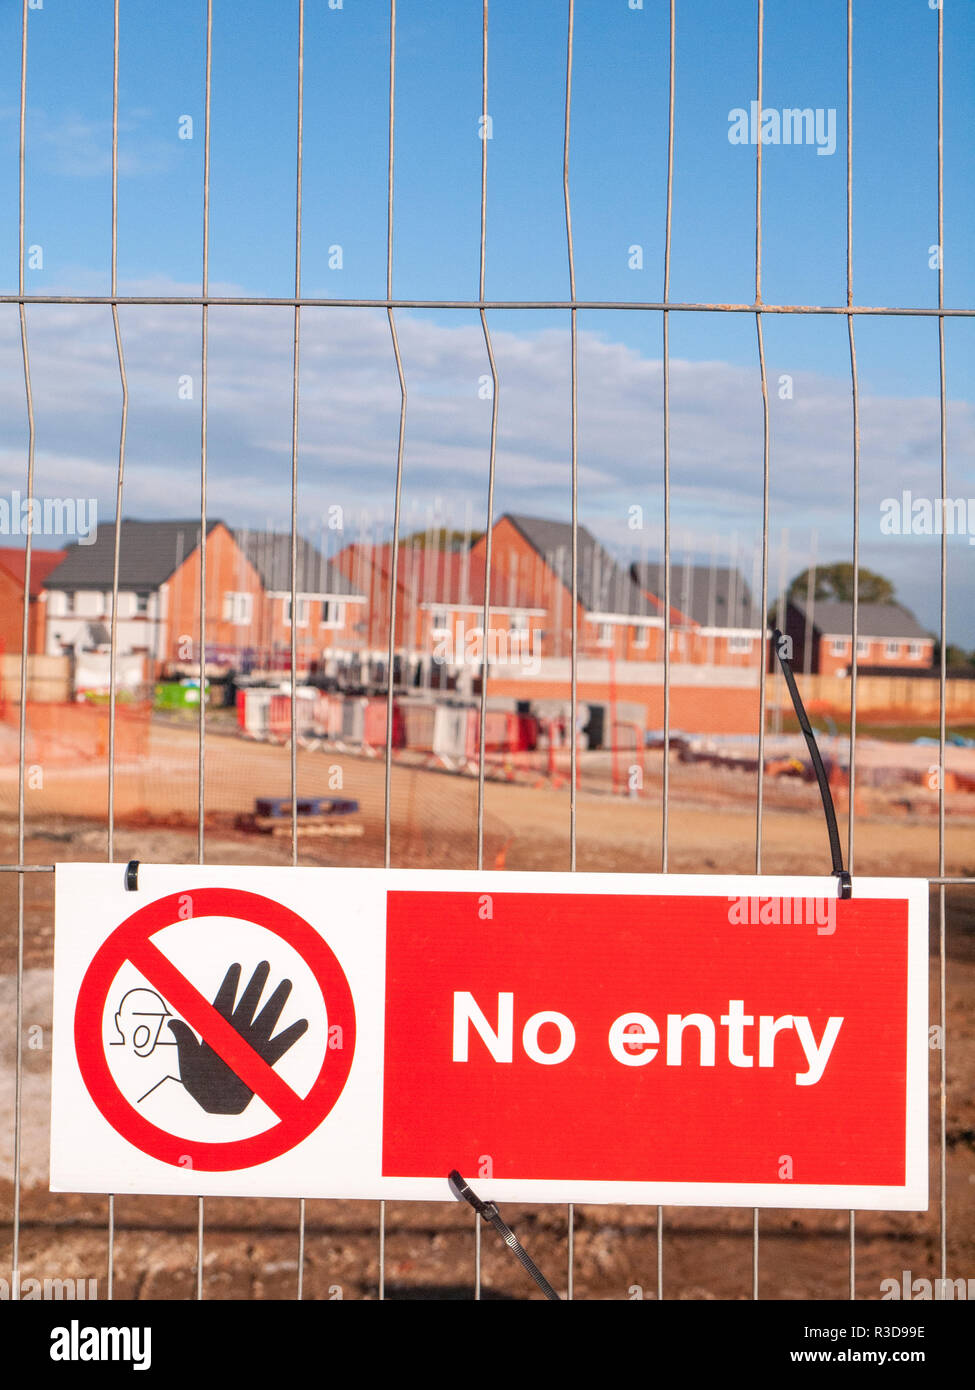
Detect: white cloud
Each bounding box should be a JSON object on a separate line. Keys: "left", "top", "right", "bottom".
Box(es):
{"left": 0, "top": 283, "right": 972, "bottom": 641}
{"left": 25, "top": 108, "right": 179, "bottom": 179}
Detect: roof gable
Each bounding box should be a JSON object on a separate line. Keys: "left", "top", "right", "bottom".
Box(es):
{"left": 504, "top": 514, "right": 653, "bottom": 617}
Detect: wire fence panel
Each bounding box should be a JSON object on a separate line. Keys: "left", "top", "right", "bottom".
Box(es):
{"left": 1, "top": 0, "right": 970, "bottom": 1304}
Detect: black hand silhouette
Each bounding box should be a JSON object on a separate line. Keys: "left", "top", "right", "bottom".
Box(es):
{"left": 168, "top": 961, "right": 308, "bottom": 1115}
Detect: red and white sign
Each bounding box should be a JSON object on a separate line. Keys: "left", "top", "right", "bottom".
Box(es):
{"left": 74, "top": 888, "right": 355, "bottom": 1173}
{"left": 52, "top": 866, "right": 928, "bottom": 1209}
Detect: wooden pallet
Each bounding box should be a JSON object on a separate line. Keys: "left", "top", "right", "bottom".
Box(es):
{"left": 236, "top": 813, "right": 365, "bottom": 838}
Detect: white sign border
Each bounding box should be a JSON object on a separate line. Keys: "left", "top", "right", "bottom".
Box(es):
{"left": 51, "top": 865, "right": 929, "bottom": 1211}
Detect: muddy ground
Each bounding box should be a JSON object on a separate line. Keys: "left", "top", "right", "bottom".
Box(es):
{"left": 1, "top": 726, "right": 972, "bottom": 1299}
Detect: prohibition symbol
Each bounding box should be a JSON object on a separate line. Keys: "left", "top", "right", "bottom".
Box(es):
{"left": 74, "top": 888, "right": 356, "bottom": 1172}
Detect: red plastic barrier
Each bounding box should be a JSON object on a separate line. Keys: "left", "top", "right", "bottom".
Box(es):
{"left": 268, "top": 693, "right": 291, "bottom": 737}
{"left": 363, "top": 698, "right": 406, "bottom": 749}
{"left": 515, "top": 713, "right": 539, "bottom": 751}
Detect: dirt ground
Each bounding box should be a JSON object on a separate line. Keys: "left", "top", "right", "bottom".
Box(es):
{"left": 1, "top": 720, "right": 972, "bottom": 1299}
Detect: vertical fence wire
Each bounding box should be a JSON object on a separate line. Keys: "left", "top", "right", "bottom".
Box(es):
{"left": 845, "top": 0, "right": 862, "bottom": 1298}
{"left": 657, "top": 0, "right": 677, "bottom": 1303}
{"left": 563, "top": 0, "right": 578, "bottom": 878}
{"left": 474, "top": 1212, "right": 481, "bottom": 1299}
{"left": 751, "top": 0, "right": 769, "bottom": 1304}
{"left": 195, "top": 0, "right": 214, "bottom": 1303}
{"left": 475, "top": 0, "right": 499, "bottom": 881}
{"left": 289, "top": 0, "right": 306, "bottom": 1301}
{"left": 105, "top": 0, "right": 130, "bottom": 1301}
{"left": 11, "top": 0, "right": 34, "bottom": 1304}
{"left": 935, "top": 0, "right": 948, "bottom": 1287}
{"left": 380, "top": 0, "right": 409, "bottom": 1302}
{"left": 473, "top": 0, "right": 501, "bottom": 1301}
{"left": 562, "top": 0, "right": 577, "bottom": 1300}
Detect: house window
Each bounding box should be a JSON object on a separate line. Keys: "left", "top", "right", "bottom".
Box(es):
{"left": 856, "top": 637, "right": 870, "bottom": 658}
{"left": 222, "top": 592, "right": 253, "bottom": 626}
{"left": 509, "top": 610, "right": 528, "bottom": 632}
{"left": 62, "top": 592, "right": 75, "bottom": 614}
{"left": 283, "top": 596, "right": 309, "bottom": 627}
{"left": 598, "top": 623, "right": 614, "bottom": 647}
{"left": 728, "top": 635, "right": 753, "bottom": 654}
{"left": 908, "top": 641, "right": 923, "bottom": 660}
{"left": 136, "top": 592, "right": 150, "bottom": 615}
{"left": 321, "top": 600, "right": 345, "bottom": 628}
{"left": 885, "top": 640, "right": 900, "bottom": 658}
{"left": 831, "top": 638, "right": 848, "bottom": 656}
{"left": 632, "top": 625, "right": 649, "bottom": 649}
{"left": 430, "top": 610, "right": 449, "bottom": 634}
{"left": 75, "top": 591, "right": 103, "bottom": 618}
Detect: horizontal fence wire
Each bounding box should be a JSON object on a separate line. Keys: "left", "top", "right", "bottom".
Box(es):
{"left": 5, "top": 866, "right": 971, "bottom": 882}
{"left": 2, "top": 296, "right": 973, "bottom": 314}
{"left": 5, "top": 0, "right": 967, "bottom": 1304}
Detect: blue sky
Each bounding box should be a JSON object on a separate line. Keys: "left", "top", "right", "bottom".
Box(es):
{"left": 0, "top": 0, "right": 973, "bottom": 642}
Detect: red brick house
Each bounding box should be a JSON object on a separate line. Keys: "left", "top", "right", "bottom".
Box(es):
{"left": 41, "top": 520, "right": 364, "bottom": 680}
{"left": 332, "top": 536, "right": 546, "bottom": 686}
{"left": 782, "top": 599, "right": 934, "bottom": 675}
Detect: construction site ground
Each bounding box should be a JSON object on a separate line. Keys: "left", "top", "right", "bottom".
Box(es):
{"left": 1, "top": 715, "right": 972, "bottom": 1299}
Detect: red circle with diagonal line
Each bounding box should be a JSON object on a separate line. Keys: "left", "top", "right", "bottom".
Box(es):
{"left": 75, "top": 888, "right": 356, "bottom": 1171}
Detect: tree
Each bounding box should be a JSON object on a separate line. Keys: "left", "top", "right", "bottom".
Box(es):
{"left": 932, "top": 639, "right": 975, "bottom": 671}
{"left": 401, "top": 528, "right": 484, "bottom": 550}
{"left": 787, "top": 563, "right": 895, "bottom": 605}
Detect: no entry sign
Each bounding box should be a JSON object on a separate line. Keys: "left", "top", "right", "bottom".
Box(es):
{"left": 73, "top": 888, "right": 355, "bottom": 1172}
{"left": 51, "top": 866, "right": 928, "bottom": 1209}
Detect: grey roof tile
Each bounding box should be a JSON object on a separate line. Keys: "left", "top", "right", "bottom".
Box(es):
{"left": 791, "top": 598, "right": 931, "bottom": 640}
{"left": 233, "top": 530, "right": 361, "bottom": 597}
{"left": 632, "top": 561, "right": 759, "bottom": 628}
{"left": 42, "top": 519, "right": 220, "bottom": 591}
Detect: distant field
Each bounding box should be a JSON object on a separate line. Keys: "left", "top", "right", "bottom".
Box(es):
{"left": 785, "top": 715, "right": 975, "bottom": 744}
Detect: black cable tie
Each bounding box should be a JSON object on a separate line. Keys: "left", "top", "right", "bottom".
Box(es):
{"left": 772, "top": 629, "right": 851, "bottom": 896}
{"left": 124, "top": 860, "right": 140, "bottom": 891}
{"left": 448, "top": 1170, "right": 562, "bottom": 1301}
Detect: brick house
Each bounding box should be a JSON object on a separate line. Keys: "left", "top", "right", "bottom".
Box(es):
{"left": 42, "top": 519, "right": 364, "bottom": 681}
{"left": 782, "top": 599, "right": 934, "bottom": 675}
{"left": 329, "top": 517, "right": 763, "bottom": 731}
{"left": 330, "top": 537, "right": 542, "bottom": 687}
{"left": 42, "top": 520, "right": 250, "bottom": 675}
